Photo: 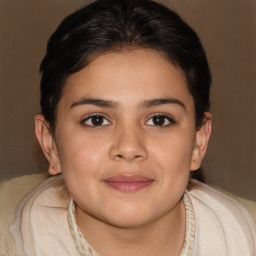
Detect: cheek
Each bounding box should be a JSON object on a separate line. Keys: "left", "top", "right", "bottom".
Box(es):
{"left": 56, "top": 131, "right": 108, "bottom": 174}
{"left": 149, "top": 129, "right": 194, "bottom": 195}
{"left": 56, "top": 133, "right": 108, "bottom": 202}
{"left": 151, "top": 136, "right": 193, "bottom": 202}
{"left": 151, "top": 130, "right": 194, "bottom": 170}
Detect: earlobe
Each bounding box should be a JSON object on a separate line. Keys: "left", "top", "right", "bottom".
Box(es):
{"left": 34, "top": 114, "right": 61, "bottom": 175}
{"left": 190, "top": 112, "right": 212, "bottom": 171}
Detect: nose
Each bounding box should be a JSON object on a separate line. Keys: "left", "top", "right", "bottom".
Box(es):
{"left": 109, "top": 125, "right": 148, "bottom": 162}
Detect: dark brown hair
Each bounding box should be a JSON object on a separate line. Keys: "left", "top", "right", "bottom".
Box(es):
{"left": 40, "top": 0, "right": 212, "bottom": 181}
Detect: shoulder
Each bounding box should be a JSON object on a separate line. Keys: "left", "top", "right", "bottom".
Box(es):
{"left": 8, "top": 175, "right": 78, "bottom": 255}
{"left": 188, "top": 180, "right": 256, "bottom": 223}
{"left": 187, "top": 180, "right": 256, "bottom": 255}
{"left": 0, "top": 173, "right": 49, "bottom": 256}
{"left": 10, "top": 174, "right": 69, "bottom": 223}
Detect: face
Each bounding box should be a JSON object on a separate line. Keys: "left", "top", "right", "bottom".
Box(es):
{"left": 37, "top": 49, "right": 210, "bottom": 228}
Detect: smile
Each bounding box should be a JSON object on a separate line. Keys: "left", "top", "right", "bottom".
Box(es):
{"left": 103, "top": 174, "right": 154, "bottom": 192}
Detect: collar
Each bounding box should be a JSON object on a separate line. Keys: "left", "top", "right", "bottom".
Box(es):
{"left": 68, "top": 192, "right": 195, "bottom": 256}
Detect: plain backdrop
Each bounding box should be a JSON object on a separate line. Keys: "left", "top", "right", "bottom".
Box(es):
{"left": 0, "top": 0, "right": 255, "bottom": 200}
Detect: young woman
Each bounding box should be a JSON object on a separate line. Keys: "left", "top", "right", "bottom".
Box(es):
{"left": 10, "top": 0, "right": 256, "bottom": 255}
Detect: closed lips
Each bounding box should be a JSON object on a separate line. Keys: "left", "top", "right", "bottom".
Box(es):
{"left": 103, "top": 175, "right": 154, "bottom": 192}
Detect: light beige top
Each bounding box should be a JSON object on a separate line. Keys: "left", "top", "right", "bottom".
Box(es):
{"left": 67, "top": 193, "right": 195, "bottom": 256}
{"left": 9, "top": 175, "right": 256, "bottom": 256}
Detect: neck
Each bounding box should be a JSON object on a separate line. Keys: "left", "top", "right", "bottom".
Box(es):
{"left": 76, "top": 199, "right": 186, "bottom": 256}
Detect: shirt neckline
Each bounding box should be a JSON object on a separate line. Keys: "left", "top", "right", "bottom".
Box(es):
{"left": 68, "top": 192, "right": 195, "bottom": 256}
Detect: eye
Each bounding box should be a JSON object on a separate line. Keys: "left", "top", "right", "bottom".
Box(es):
{"left": 146, "top": 114, "right": 175, "bottom": 127}
{"left": 82, "top": 114, "right": 111, "bottom": 127}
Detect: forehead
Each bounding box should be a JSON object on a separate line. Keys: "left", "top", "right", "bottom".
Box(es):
{"left": 60, "top": 49, "right": 194, "bottom": 110}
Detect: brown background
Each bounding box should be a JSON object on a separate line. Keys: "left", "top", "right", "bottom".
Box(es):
{"left": 1, "top": 0, "right": 255, "bottom": 200}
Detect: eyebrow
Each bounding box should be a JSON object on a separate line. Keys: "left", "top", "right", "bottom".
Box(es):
{"left": 142, "top": 98, "right": 186, "bottom": 110}
{"left": 70, "top": 97, "right": 185, "bottom": 110}
{"left": 70, "top": 98, "right": 117, "bottom": 109}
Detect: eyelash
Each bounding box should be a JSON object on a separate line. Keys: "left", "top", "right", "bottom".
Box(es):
{"left": 81, "top": 113, "right": 175, "bottom": 128}
{"left": 145, "top": 114, "right": 175, "bottom": 127}
{"left": 81, "top": 114, "right": 111, "bottom": 127}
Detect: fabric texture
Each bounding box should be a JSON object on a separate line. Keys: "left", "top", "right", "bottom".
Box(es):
{"left": 68, "top": 198, "right": 99, "bottom": 256}
{"left": 0, "top": 173, "right": 49, "bottom": 255}
{"left": 187, "top": 181, "right": 256, "bottom": 255}
{"left": 67, "top": 193, "right": 195, "bottom": 256}
{"left": 3, "top": 174, "right": 256, "bottom": 255}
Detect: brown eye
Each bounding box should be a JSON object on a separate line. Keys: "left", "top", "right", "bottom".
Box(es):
{"left": 146, "top": 114, "right": 174, "bottom": 127}
{"left": 152, "top": 115, "right": 165, "bottom": 126}
{"left": 83, "top": 114, "right": 111, "bottom": 127}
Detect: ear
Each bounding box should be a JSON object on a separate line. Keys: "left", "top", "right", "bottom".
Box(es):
{"left": 190, "top": 112, "right": 212, "bottom": 171}
{"left": 34, "top": 114, "right": 61, "bottom": 175}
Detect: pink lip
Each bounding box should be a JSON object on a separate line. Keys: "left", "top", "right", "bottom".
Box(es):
{"left": 103, "top": 175, "right": 154, "bottom": 192}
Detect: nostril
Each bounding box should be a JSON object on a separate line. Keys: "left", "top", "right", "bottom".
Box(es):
{"left": 114, "top": 154, "right": 143, "bottom": 161}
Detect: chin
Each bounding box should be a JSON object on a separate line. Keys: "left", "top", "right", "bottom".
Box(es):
{"left": 101, "top": 205, "right": 158, "bottom": 229}
{"left": 106, "top": 216, "right": 152, "bottom": 229}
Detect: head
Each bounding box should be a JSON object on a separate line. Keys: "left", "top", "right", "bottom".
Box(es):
{"left": 35, "top": 0, "right": 212, "bottom": 229}
{"left": 40, "top": 0, "right": 211, "bottom": 131}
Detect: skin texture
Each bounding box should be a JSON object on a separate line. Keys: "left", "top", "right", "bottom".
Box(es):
{"left": 35, "top": 49, "right": 211, "bottom": 256}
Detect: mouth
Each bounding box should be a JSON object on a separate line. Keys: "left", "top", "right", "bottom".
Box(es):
{"left": 103, "top": 174, "right": 154, "bottom": 193}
